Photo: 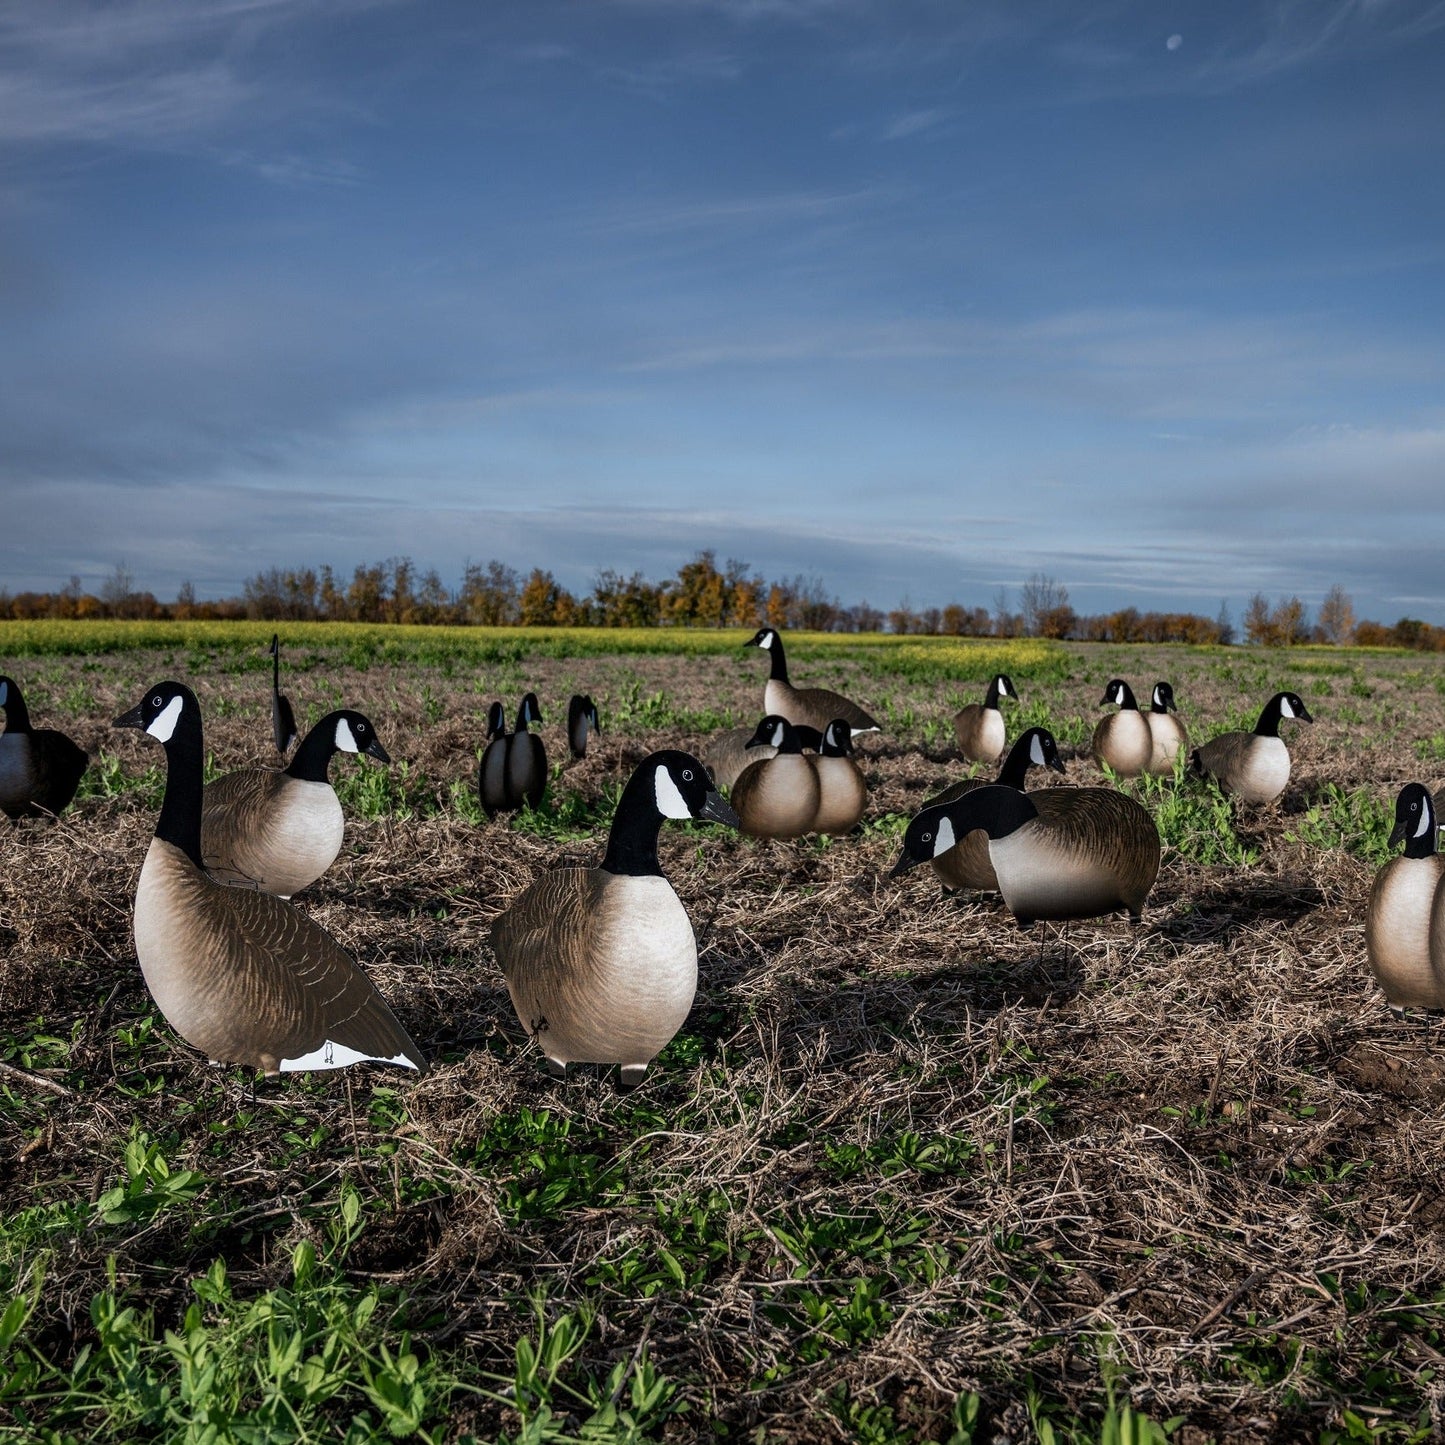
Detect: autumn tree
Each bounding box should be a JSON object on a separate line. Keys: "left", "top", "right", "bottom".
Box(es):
{"left": 1316, "top": 584, "right": 1355, "bottom": 645}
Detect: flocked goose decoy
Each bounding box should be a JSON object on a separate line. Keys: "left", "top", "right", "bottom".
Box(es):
{"left": 1144, "top": 682, "right": 1189, "bottom": 777}
{"left": 731, "top": 715, "right": 823, "bottom": 840}
{"left": 269, "top": 634, "right": 298, "bottom": 755}
{"left": 1091, "top": 679, "right": 1153, "bottom": 777}
{"left": 201, "top": 709, "right": 391, "bottom": 897}
{"left": 1367, "top": 785, "right": 1445, "bottom": 1009}
{"left": 567, "top": 694, "right": 601, "bottom": 760}
{"left": 705, "top": 718, "right": 822, "bottom": 791}
{"left": 745, "top": 628, "right": 880, "bottom": 736}
{"left": 811, "top": 719, "right": 868, "bottom": 835}
{"left": 1191, "top": 691, "right": 1313, "bottom": 804}
{"left": 952, "top": 674, "right": 1018, "bottom": 764}
{"left": 491, "top": 750, "right": 739, "bottom": 1086}
{"left": 113, "top": 682, "right": 425, "bottom": 1076}
{"left": 0, "top": 675, "right": 88, "bottom": 820}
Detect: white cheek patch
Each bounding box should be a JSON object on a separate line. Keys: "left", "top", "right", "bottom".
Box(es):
{"left": 335, "top": 719, "right": 359, "bottom": 753}
{"left": 1030, "top": 735, "right": 1045, "bottom": 767}
{"left": 1416, "top": 807, "right": 1432, "bottom": 839}
{"left": 654, "top": 766, "right": 692, "bottom": 819}
{"left": 760, "top": 632, "right": 774, "bottom": 649}
{"left": 1279, "top": 697, "right": 1297, "bottom": 719}
{"left": 771, "top": 723, "right": 785, "bottom": 747}
{"left": 1153, "top": 687, "right": 1165, "bottom": 708}
{"left": 146, "top": 695, "right": 184, "bottom": 742}
{"left": 933, "top": 817, "right": 956, "bottom": 857}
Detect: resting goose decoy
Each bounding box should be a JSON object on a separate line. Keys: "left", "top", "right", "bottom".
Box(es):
{"left": 705, "top": 718, "right": 823, "bottom": 791}
{"left": 0, "top": 675, "right": 88, "bottom": 820}
{"left": 567, "top": 694, "right": 601, "bottom": 760}
{"left": 952, "top": 674, "right": 1018, "bottom": 764}
{"left": 201, "top": 709, "right": 390, "bottom": 897}
{"left": 812, "top": 719, "right": 868, "bottom": 835}
{"left": 478, "top": 702, "right": 509, "bottom": 818}
{"left": 731, "top": 715, "right": 823, "bottom": 840}
{"left": 113, "top": 682, "right": 425, "bottom": 1077}
{"left": 1366, "top": 785, "right": 1445, "bottom": 1009}
{"left": 491, "top": 750, "right": 739, "bottom": 1085}
{"left": 891, "top": 783, "right": 1160, "bottom": 928}
{"left": 745, "top": 627, "right": 880, "bottom": 736}
{"left": 1144, "top": 682, "right": 1189, "bottom": 777}
{"left": 1191, "top": 691, "right": 1313, "bottom": 804}
{"left": 1091, "top": 679, "right": 1153, "bottom": 777}
{"left": 269, "top": 634, "right": 298, "bottom": 755}
{"left": 506, "top": 692, "right": 547, "bottom": 811}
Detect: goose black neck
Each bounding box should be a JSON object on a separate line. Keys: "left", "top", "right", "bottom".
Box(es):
{"left": 157, "top": 710, "right": 206, "bottom": 868}
{"left": 1253, "top": 699, "right": 1284, "bottom": 737}
{"left": 946, "top": 784, "right": 1040, "bottom": 840}
{"left": 995, "top": 735, "right": 1036, "bottom": 789}
{"left": 272, "top": 641, "right": 281, "bottom": 693}
{"left": 285, "top": 715, "right": 338, "bottom": 782}
{"left": 0, "top": 683, "right": 32, "bottom": 733}
{"left": 1115, "top": 683, "right": 1139, "bottom": 711}
{"left": 601, "top": 769, "right": 665, "bottom": 877}
{"left": 983, "top": 677, "right": 1003, "bottom": 709}
{"left": 766, "top": 636, "right": 790, "bottom": 683}
{"left": 1403, "top": 815, "right": 1438, "bottom": 859}
{"left": 514, "top": 702, "right": 532, "bottom": 734}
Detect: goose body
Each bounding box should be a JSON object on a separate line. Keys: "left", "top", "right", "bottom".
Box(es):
{"left": 269, "top": 635, "right": 298, "bottom": 755}
{"left": 811, "top": 720, "right": 868, "bottom": 834}
{"left": 1367, "top": 785, "right": 1445, "bottom": 1008}
{"left": 1145, "top": 682, "right": 1189, "bottom": 777}
{"left": 1092, "top": 680, "right": 1152, "bottom": 777}
{"left": 479, "top": 695, "right": 546, "bottom": 817}
{"left": 478, "top": 702, "right": 510, "bottom": 817}
{"left": 0, "top": 676, "right": 88, "bottom": 820}
{"left": 707, "top": 719, "right": 821, "bottom": 791}
{"left": 952, "top": 675, "right": 1017, "bottom": 764}
{"left": 567, "top": 694, "right": 601, "bottom": 760}
{"left": 746, "top": 628, "right": 880, "bottom": 736}
{"left": 731, "top": 716, "right": 823, "bottom": 839}
{"left": 1191, "top": 691, "right": 1312, "bottom": 804}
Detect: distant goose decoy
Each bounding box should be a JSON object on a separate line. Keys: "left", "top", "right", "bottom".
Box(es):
{"left": 478, "top": 702, "right": 509, "bottom": 818}
{"left": 1144, "top": 682, "right": 1189, "bottom": 777}
{"left": 1367, "top": 785, "right": 1445, "bottom": 1009}
{"left": 812, "top": 719, "right": 868, "bottom": 835}
{"left": 478, "top": 695, "right": 547, "bottom": 818}
{"left": 732, "top": 715, "right": 823, "bottom": 840}
{"left": 201, "top": 709, "right": 390, "bottom": 897}
{"left": 114, "top": 682, "right": 425, "bottom": 1076}
{"left": 892, "top": 783, "right": 1160, "bottom": 928}
{"left": 745, "top": 627, "right": 880, "bottom": 737}
{"left": 491, "top": 750, "right": 739, "bottom": 1085}
{"left": 269, "top": 634, "right": 298, "bottom": 755}
{"left": 706, "top": 718, "right": 822, "bottom": 791}
{"left": 1092, "top": 679, "right": 1153, "bottom": 777}
{"left": 1191, "top": 691, "right": 1313, "bottom": 804}
{"left": 567, "top": 694, "right": 601, "bottom": 760}
{"left": 952, "top": 674, "right": 1018, "bottom": 764}
{"left": 0, "top": 675, "right": 88, "bottom": 820}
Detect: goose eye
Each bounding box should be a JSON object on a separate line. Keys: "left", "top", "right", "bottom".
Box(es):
{"left": 356, "top": 721, "right": 367, "bottom": 732}
{"left": 921, "top": 831, "right": 933, "bottom": 843}
{"left": 681, "top": 769, "right": 693, "bottom": 781}
{"left": 152, "top": 695, "right": 162, "bottom": 706}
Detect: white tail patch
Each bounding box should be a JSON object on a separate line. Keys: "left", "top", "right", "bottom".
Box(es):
{"left": 279, "top": 1039, "right": 419, "bottom": 1072}
{"left": 654, "top": 765, "right": 691, "bottom": 819}
{"left": 335, "top": 718, "right": 359, "bottom": 753}
{"left": 146, "top": 695, "right": 184, "bottom": 742}
{"left": 933, "top": 816, "right": 956, "bottom": 857}
{"left": 1029, "top": 734, "right": 1045, "bottom": 767}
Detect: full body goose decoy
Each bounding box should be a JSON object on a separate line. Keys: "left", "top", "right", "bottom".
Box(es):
{"left": 1092, "top": 680, "right": 1153, "bottom": 777}
{"left": 491, "top": 750, "right": 739, "bottom": 1085}
{"left": 1144, "top": 682, "right": 1189, "bottom": 777}
{"left": 0, "top": 675, "right": 88, "bottom": 820}
{"left": 478, "top": 702, "right": 509, "bottom": 818}
{"left": 745, "top": 628, "right": 880, "bottom": 737}
{"left": 731, "top": 716, "right": 823, "bottom": 840}
{"left": 113, "top": 682, "right": 425, "bottom": 1076}
{"left": 567, "top": 694, "right": 601, "bottom": 760}
{"left": 478, "top": 695, "right": 547, "bottom": 818}
{"left": 1367, "top": 785, "right": 1445, "bottom": 1009}
{"left": 1191, "top": 691, "right": 1313, "bottom": 804}
{"left": 269, "top": 634, "right": 298, "bottom": 755}
{"left": 811, "top": 719, "right": 868, "bottom": 835}
{"left": 706, "top": 718, "right": 822, "bottom": 791}
{"left": 952, "top": 674, "right": 1018, "bottom": 764}
{"left": 923, "top": 727, "right": 1065, "bottom": 895}
{"left": 891, "top": 783, "right": 1160, "bottom": 928}
{"left": 201, "top": 709, "right": 390, "bottom": 897}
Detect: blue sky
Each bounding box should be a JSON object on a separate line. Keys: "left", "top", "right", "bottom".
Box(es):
{"left": 3, "top": 0, "right": 1444, "bottom": 622}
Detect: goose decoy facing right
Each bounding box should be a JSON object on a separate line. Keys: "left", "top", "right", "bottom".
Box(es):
{"left": 1144, "top": 682, "right": 1189, "bottom": 777}
{"left": 0, "top": 675, "right": 88, "bottom": 820}
{"left": 269, "top": 635, "right": 298, "bottom": 755}
{"left": 113, "top": 682, "right": 425, "bottom": 1077}
{"left": 952, "top": 674, "right": 1018, "bottom": 764}
{"left": 731, "top": 715, "right": 823, "bottom": 839}
{"left": 1191, "top": 691, "right": 1313, "bottom": 804}
{"left": 1091, "top": 679, "right": 1153, "bottom": 777}
{"left": 1367, "top": 784, "right": 1445, "bottom": 1009}
{"left": 705, "top": 717, "right": 822, "bottom": 791}
{"left": 745, "top": 627, "right": 880, "bottom": 736}
{"left": 567, "top": 694, "right": 601, "bottom": 760}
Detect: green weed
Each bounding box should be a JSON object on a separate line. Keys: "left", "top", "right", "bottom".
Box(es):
{"left": 1287, "top": 784, "right": 1395, "bottom": 866}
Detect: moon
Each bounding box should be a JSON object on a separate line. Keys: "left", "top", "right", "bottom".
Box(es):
{"left": 1166, "top": 33, "right": 1184, "bottom": 51}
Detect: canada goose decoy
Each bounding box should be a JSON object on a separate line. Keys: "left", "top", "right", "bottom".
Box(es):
{"left": 745, "top": 628, "right": 880, "bottom": 736}
{"left": 491, "top": 750, "right": 739, "bottom": 1085}
{"left": 952, "top": 674, "right": 1018, "bottom": 764}
{"left": 812, "top": 719, "right": 868, "bottom": 835}
{"left": 567, "top": 694, "right": 601, "bottom": 760}
{"left": 113, "top": 682, "right": 425, "bottom": 1076}
{"left": 201, "top": 710, "right": 391, "bottom": 897}
{"left": 705, "top": 718, "right": 823, "bottom": 791}
{"left": 1190, "top": 691, "right": 1313, "bottom": 804}
{"left": 478, "top": 702, "right": 509, "bottom": 818}
{"left": 0, "top": 675, "right": 88, "bottom": 820}
{"left": 891, "top": 783, "right": 1160, "bottom": 928}
{"left": 1144, "top": 682, "right": 1189, "bottom": 777}
{"left": 731, "top": 715, "right": 823, "bottom": 840}
{"left": 269, "top": 634, "right": 298, "bottom": 755}
{"left": 1091, "top": 679, "right": 1153, "bottom": 778}
{"left": 1366, "top": 785, "right": 1445, "bottom": 1009}
{"left": 923, "top": 727, "right": 1065, "bottom": 895}
{"left": 478, "top": 695, "right": 547, "bottom": 818}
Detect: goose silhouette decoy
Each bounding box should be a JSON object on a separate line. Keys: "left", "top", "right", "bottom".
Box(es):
{"left": 269, "top": 635, "right": 298, "bottom": 755}
{"left": 478, "top": 702, "right": 509, "bottom": 818}
{"left": 705, "top": 717, "right": 822, "bottom": 791}
{"left": 811, "top": 719, "right": 868, "bottom": 835}
{"left": 491, "top": 750, "right": 739, "bottom": 1086}
{"left": 952, "top": 674, "right": 1018, "bottom": 764}
{"left": 745, "top": 628, "right": 880, "bottom": 736}
{"left": 1191, "top": 691, "right": 1313, "bottom": 804}
{"left": 1092, "top": 679, "right": 1153, "bottom": 777}
{"left": 891, "top": 783, "right": 1159, "bottom": 928}
{"left": 0, "top": 675, "right": 88, "bottom": 820}
{"left": 1144, "top": 682, "right": 1189, "bottom": 777}
{"left": 113, "top": 682, "right": 425, "bottom": 1077}
{"left": 567, "top": 694, "right": 601, "bottom": 760}
{"left": 1367, "top": 785, "right": 1445, "bottom": 1009}
{"left": 506, "top": 692, "right": 547, "bottom": 811}
{"left": 731, "top": 715, "right": 823, "bottom": 839}
{"left": 201, "top": 709, "right": 390, "bottom": 897}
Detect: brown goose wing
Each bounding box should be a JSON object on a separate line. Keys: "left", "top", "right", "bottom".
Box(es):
{"left": 1193, "top": 730, "right": 1252, "bottom": 785}
{"left": 1032, "top": 788, "right": 1160, "bottom": 909}
{"left": 705, "top": 727, "right": 771, "bottom": 791}
{"left": 791, "top": 687, "right": 879, "bottom": 734}
{"left": 201, "top": 768, "right": 289, "bottom": 878}
{"left": 491, "top": 867, "right": 603, "bottom": 1031}
{"left": 924, "top": 775, "right": 986, "bottom": 809}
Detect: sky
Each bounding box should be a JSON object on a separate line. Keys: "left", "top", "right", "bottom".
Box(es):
{"left": 2, "top": 0, "right": 1444, "bottom": 622}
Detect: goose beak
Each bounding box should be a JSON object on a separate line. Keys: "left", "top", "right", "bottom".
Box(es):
{"left": 699, "top": 791, "right": 740, "bottom": 828}
{"left": 743, "top": 737, "right": 765, "bottom": 750}
{"left": 1297, "top": 703, "right": 1314, "bottom": 722}
{"left": 888, "top": 849, "right": 920, "bottom": 879}
{"left": 113, "top": 702, "right": 146, "bottom": 730}
{"left": 1048, "top": 756, "right": 1066, "bottom": 773}
{"left": 365, "top": 737, "right": 391, "bottom": 763}
{"left": 1388, "top": 815, "right": 1409, "bottom": 847}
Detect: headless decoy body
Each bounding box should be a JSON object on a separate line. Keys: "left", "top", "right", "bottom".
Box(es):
{"left": 745, "top": 628, "right": 880, "bottom": 736}
{"left": 731, "top": 716, "right": 823, "bottom": 839}
{"left": 892, "top": 783, "right": 1160, "bottom": 928}
{"left": 269, "top": 635, "right": 298, "bottom": 755}
{"left": 706, "top": 718, "right": 822, "bottom": 791}
{"left": 201, "top": 710, "right": 390, "bottom": 897}
{"left": 1144, "top": 682, "right": 1189, "bottom": 777}
{"left": 567, "top": 694, "right": 601, "bottom": 760}
{"left": 1367, "top": 785, "right": 1445, "bottom": 1009}
{"left": 0, "top": 675, "right": 88, "bottom": 820}
{"left": 479, "top": 695, "right": 547, "bottom": 817}
{"left": 811, "top": 719, "right": 868, "bottom": 835}
{"left": 924, "top": 727, "right": 1065, "bottom": 894}
{"left": 114, "top": 682, "right": 425, "bottom": 1077}
{"left": 491, "top": 750, "right": 739, "bottom": 1085}
{"left": 952, "top": 674, "right": 1018, "bottom": 764}
{"left": 1191, "top": 691, "right": 1313, "bottom": 804}
{"left": 1092, "top": 680, "right": 1153, "bottom": 777}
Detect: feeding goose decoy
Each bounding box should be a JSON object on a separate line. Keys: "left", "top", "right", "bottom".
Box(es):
{"left": 952, "top": 674, "right": 1018, "bottom": 764}
{"left": 1367, "top": 785, "right": 1445, "bottom": 1009}
{"left": 113, "top": 682, "right": 425, "bottom": 1077}
{"left": 567, "top": 694, "right": 601, "bottom": 760}
{"left": 491, "top": 750, "right": 739, "bottom": 1086}
{"left": 706, "top": 718, "right": 822, "bottom": 791}
{"left": 1191, "top": 691, "right": 1313, "bottom": 804}
{"left": 745, "top": 627, "right": 880, "bottom": 736}
{"left": 812, "top": 719, "right": 868, "bottom": 835}
{"left": 201, "top": 709, "right": 391, "bottom": 897}
{"left": 1144, "top": 682, "right": 1189, "bottom": 777}
{"left": 731, "top": 715, "right": 823, "bottom": 840}
{"left": 0, "top": 675, "right": 88, "bottom": 820}
{"left": 269, "top": 634, "right": 298, "bottom": 755}
{"left": 1092, "top": 679, "right": 1153, "bottom": 777}
{"left": 891, "top": 783, "right": 1160, "bottom": 928}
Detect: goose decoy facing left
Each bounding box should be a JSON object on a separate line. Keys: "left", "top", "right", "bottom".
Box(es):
{"left": 745, "top": 628, "right": 880, "bottom": 737}
{"left": 201, "top": 710, "right": 390, "bottom": 897}
{"left": 567, "top": 694, "right": 601, "bottom": 760}
{"left": 1191, "top": 691, "right": 1313, "bottom": 804}
{"left": 0, "top": 675, "right": 88, "bottom": 820}
{"left": 1144, "top": 682, "right": 1189, "bottom": 777}
{"left": 1367, "top": 784, "right": 1445, "bottom": 1009}
{"left": 113, "top": 682, "right": 425, "bottom": 1077}
{"left": 269, "top": 635, "right": 298, "bottom": 755}
{"left": 705, "top": 717, "right": 822, "bottom": 791}
{"left": 811, "top": 719, "right": 868, "bottom": 835}
{"left": 731, "top": 715, "right": 823, "bottom": 840}
{"left": 1091, "top": 679, "right": 1153, "bottom": 777}
{"left": 952, "top": 674, "right": 1018, "bottom": 764}
{"left": 491, "top": 750, "right": 739, "bottom": 1086}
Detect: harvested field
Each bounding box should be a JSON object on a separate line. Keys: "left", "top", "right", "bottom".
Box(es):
{"left": 4, "top": 625, "right": 1445, "bottom": 1442}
